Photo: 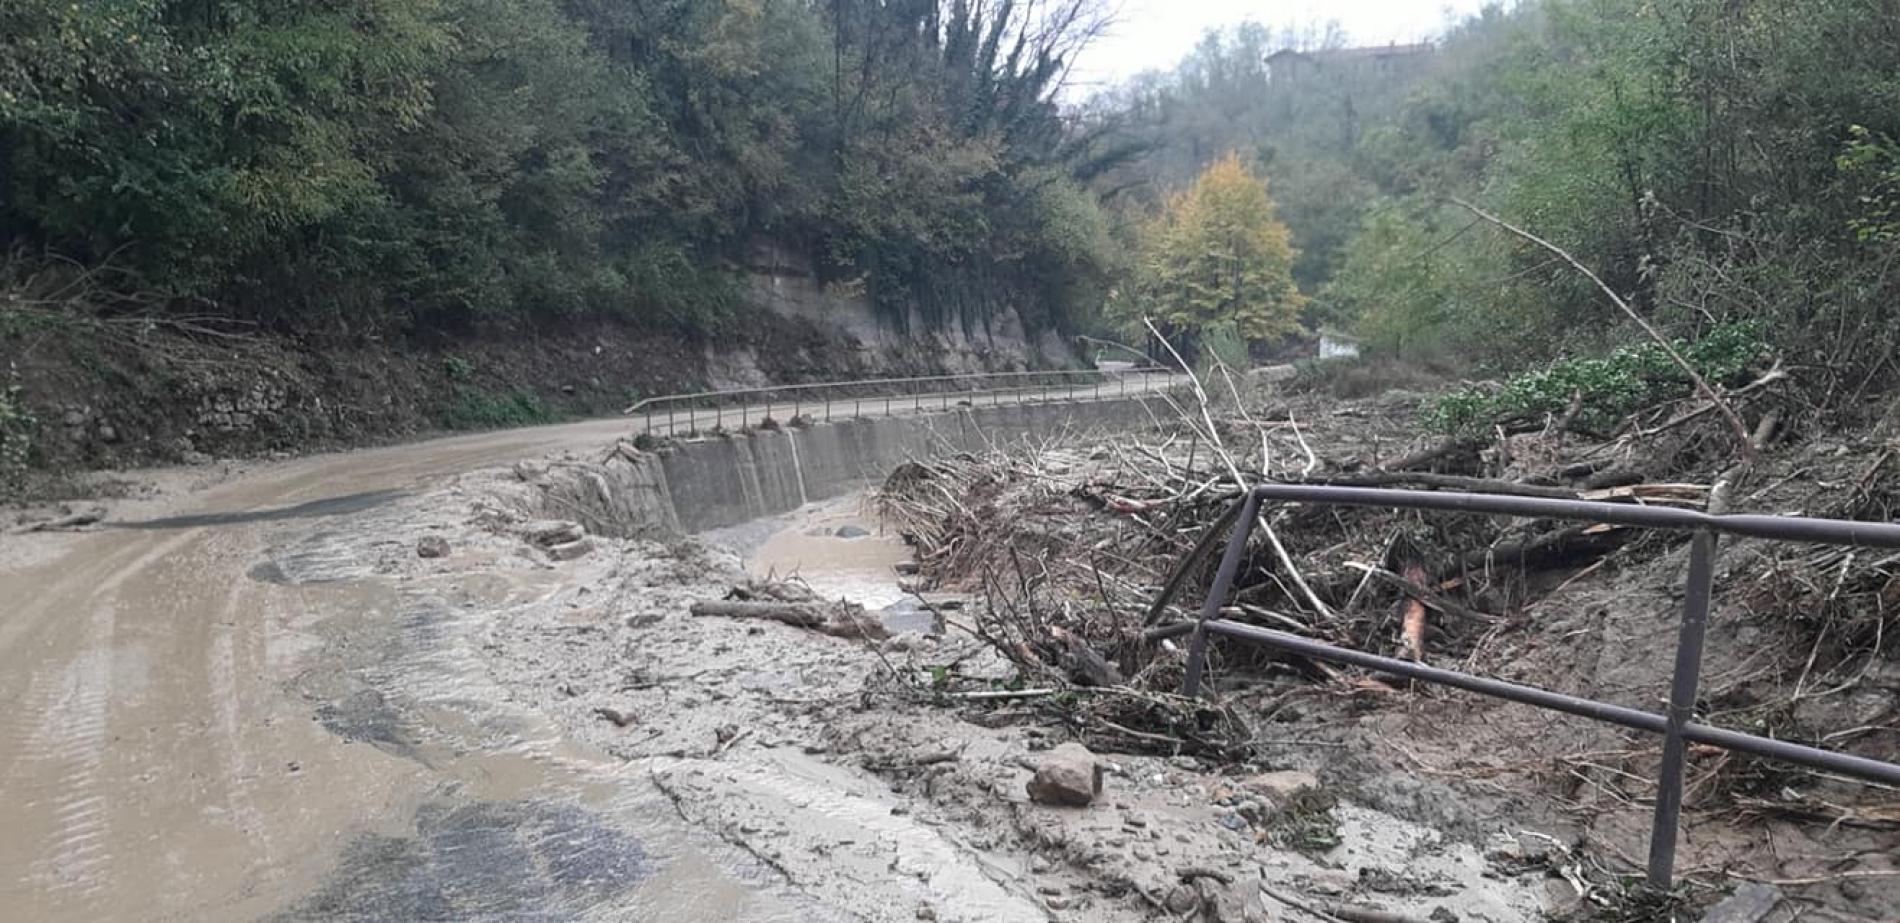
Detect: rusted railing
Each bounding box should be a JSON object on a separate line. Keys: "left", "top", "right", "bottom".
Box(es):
{"left": 1162, "top": 483, "right": 1900, "bottom": 891}
{"left": 621, "top": 367, "right": 1180, "bottom": 435}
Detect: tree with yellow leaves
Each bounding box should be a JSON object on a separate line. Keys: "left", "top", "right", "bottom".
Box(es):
{"left": 1117, "top": 153, "right": 1305, "bottom": 361}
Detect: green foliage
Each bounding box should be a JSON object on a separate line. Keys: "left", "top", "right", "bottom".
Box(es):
{"left": 1114, "top": 153, "right": 1306, "bottom": 356}
{"left": 1838, "top": 125, "right": 1900, "bottom": 245}
{"left": 439, "top": 387, "right": 558, "bottom": 430}
{"left": 1199, "top": 321, "right": 1249, "bottom": 374}
{"left": 1426, "top": 325, "right": 1767, "bottom": 435}
{"left": 1095, "top": 0, "right": 1900, "bottom": 402}
{"left": 1, "top": 0, "right": 1115, "bottom": 343}
{"left": 0, "top": 376, "right": 35, "bottom": 495}
{"left": 441, "top": 355, "right": 474, "bottom": 383}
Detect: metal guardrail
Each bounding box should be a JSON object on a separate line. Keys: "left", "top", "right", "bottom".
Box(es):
{"left": 620, "top": 367, "right": 1179, "bottom": 435}
{"left": 1165, "top": 483, "right": 1900, "bottom": 891}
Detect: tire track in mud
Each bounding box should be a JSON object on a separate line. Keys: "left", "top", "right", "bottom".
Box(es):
{"left": 254, "top": 517, "right": 826, "bottom": 922}
{"left": 2, "top": 532, "right": 201, "bottom": 913}
{"left": 22, "top": 637, "right": 116, "bottom": 904}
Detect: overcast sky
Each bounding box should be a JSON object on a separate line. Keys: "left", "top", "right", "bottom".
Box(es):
{"left": 1067, "top": 0, "right": 1496, "bottom": 92}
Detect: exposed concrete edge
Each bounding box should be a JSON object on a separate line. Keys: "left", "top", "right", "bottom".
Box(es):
{"left": 519, "top": 397, "right": 1166, "bottom": 538}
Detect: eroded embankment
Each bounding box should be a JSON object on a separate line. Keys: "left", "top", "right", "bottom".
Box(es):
{"left": 873, "top": 388, "right": 1900, "bottom": 921}
{"left": 432, "top": 403, "right": 1552, "bottom": 922}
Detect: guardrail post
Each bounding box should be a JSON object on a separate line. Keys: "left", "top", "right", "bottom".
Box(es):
{"left": 1183, "top": 490, "right": 1262, "bottom": 699}
{"left": 1646, "top": 527, "right": 1719, "bottom": 891}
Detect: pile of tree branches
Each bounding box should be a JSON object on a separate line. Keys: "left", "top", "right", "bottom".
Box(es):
{"left": 877, "top": 346, "right": 1820, "bottom": 757}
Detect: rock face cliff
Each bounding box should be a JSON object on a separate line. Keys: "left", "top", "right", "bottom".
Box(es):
{"left": 7, "top": 241, "right": 1081, "bottom": 480}
{"left": 714, "top": 241, "right": 1074, "bottom": 388}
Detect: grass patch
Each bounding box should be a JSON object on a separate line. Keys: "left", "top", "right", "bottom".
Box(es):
{"left": 0, "top": 377, "right": 37, "bottom": 500}
{"left": 439, "top": 387, "right": 560, "bottom": 430}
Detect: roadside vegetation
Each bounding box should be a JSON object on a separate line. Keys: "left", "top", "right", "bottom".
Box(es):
{"left": 1091, "top": 0, "right": 1900, "bottom": 427}
{"left": 5, "top": 0, "right": 1900, "bottom": 480}
{"left": 0, "top": 0, "right": 1117, "bottom": 339}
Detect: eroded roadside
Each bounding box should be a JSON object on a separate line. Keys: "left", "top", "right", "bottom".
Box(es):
{"left": 5, "top": 417, "right": 1549, "bottom": 922}
{"left": 442, "top": 457, "right": 1552, "bottom": 922}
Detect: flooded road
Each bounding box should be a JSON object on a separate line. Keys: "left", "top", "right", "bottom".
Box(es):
{"left": 0, "top": 418, "right": 825, "bottom": 922}
{"left": 718, "top": 496, "right": 913, "bottom": 610}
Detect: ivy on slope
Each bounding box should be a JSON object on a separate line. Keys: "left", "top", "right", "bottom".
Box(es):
{"left": 1426, "top": 325, "right": 1768, "bottom": 436}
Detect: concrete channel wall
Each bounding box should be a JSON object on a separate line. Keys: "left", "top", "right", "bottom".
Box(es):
{"left": 528, "top": 396, "right": 1163, "bottom": 538}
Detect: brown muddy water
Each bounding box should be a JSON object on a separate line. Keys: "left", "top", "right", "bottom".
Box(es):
{"left": 0, "top": 418, "right": 838, "bottom": 922}
{"left": 718, "top": 495, "right": 913, "bottom": 608}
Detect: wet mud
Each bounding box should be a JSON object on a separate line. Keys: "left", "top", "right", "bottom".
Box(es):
{"left": 3, "top": 415, "right": 1555, "bottom": 922}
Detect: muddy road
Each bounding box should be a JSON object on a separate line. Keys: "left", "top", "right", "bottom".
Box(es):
{"left": 0, "top": 418, "right": 822, "bottom": 921}
{"left": 3, "top": 395, "right": 1553, "bottom": 922}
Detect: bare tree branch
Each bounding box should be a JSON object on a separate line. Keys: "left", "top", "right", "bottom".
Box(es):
{"left": 1449, "top": 196, "right": 1757, "bottom": 463}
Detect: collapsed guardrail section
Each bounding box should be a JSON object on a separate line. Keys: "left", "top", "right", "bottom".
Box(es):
{"left": 1161, "top": 483, "right": 1900, "bottom": 891}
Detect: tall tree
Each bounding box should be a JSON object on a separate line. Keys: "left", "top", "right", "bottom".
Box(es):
{"left": 1120, "top": 152, "right": 1305, "bottom": 356}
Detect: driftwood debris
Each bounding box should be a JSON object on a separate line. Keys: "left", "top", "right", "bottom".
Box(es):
{"left": 690, "top": 580, "right": 889, "bottom": 640}
{"left": 10, "top": 507, "right": 106, "bottom": 534}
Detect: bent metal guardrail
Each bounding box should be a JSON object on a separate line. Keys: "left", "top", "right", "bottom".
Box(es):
{"left": 1158, "top": 483, "right": 1900, "bottom": 891}
{"left": 621, "top": 367, "right": 1179, "bottom": 435}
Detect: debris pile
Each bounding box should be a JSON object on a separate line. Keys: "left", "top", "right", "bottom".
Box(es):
{"left": 877, "top": 363, "right": 1900, "bottom": 913}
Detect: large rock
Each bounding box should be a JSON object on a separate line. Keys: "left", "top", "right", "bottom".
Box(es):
{"left": 523, "top": 519, "right": 586, "bottom": 547}
{"left": 546, "top": 537, "right": 595, "bottom": 561}
{"left": 1026, "top": 743, "right": 1104, "bottom": 807}
{"left": 416, "top": 535, "right": 451, "bottom": 559}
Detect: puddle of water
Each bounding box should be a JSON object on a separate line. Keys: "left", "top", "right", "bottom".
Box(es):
{"left": 729, "top": 495, "right": 914, "bottom": 610}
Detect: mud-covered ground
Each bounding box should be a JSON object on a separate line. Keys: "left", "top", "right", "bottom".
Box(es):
{"left": 17, "top": 392, "right": 1882, "bottom": 921}
{"left": 870, "top": 387, "right": 1900, "bottom": 922}
{"left": 438, "top": 461, "right": 1556, "bottom": 922}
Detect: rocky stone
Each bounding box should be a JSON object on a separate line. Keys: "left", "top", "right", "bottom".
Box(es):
{"left": 62, "top": 409, "right": 86, "bottom": 427}
{"left": 879, "top": 632, "right": 927, "bottom": 653}
{"left": 416, "top": 535, "right": 451, "bottom": 559}
{"left": 834, "top": 525, "right": 871, "bottom": 538}
{"left": 546, "top": 537, "right": 594, "bottom": 561}
{"left": 1164, "top": 884, "right": 1200, "bottom": 915}
{"left": 523, "top": 519, "right": 586, "bottom": 547}
{"left": 1483, "top": 832, "right": 1523, "bottom": 862}
{"left": 1026, "top": 742, "right": 1104, "bottom": 807}
{"left": 180, "top": 450, "right": 214, "bottom": 466}
{"left": 1242, "top": 770, "right": 1319, "bottom": 803}
{"left": 96, "top": 424, "right": 118, "bottom": 443}
{"left": 594, "top": 707, "right": 637, "bottom": 728}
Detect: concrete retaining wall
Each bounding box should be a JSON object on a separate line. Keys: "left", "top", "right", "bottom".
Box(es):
{"left": 526, "top": 397, "right": 1160, "bottom": 538}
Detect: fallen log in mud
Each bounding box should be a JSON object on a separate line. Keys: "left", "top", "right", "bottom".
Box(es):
{"left": 691, "top": 580, "right": 889, "bottom": 640}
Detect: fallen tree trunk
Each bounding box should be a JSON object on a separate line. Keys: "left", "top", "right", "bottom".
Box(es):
{"left": 690, "top": 598, "right": 889, "bottom": 640}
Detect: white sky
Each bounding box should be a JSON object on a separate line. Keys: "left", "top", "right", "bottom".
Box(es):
{"left": 1067, "top": 0, "right": 1495, "bottom": 91}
